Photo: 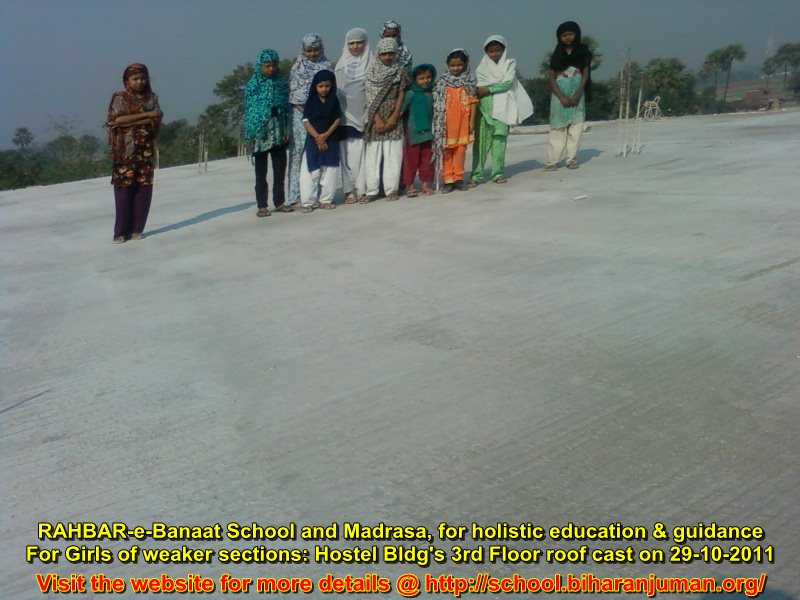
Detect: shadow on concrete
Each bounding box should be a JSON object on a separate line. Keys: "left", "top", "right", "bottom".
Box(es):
{"left": 146, "top": 202, "right": 252, "bottom": 236}
{"left": 504, "top": 159, "right": 545, "bottom": 178}
{"left": 577, "top": 148, "right": 603, "bottom": 163}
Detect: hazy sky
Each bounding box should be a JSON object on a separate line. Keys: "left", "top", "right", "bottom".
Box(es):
{"left": 1, "top": 0, "right": 798, "bottom": 148}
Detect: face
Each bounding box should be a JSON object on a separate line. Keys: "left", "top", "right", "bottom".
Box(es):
{"left": 382, "top": 27, "right": 400, "bottom": 39}
{"left": 348, "top": 40, "right": 365, "bottom": 56}
{"left": 260, "top": 61, "right": 278, "bottom": 76}
{"left": 414, "top": 70, "right": 432, "bottom": 87}
{"left": 485, "top": 43, "right": 505, "bottom": 63}
{"left": 315, "top": 80, "right": 332, "bottom": 97}
{"left": 127, "top": 73, "right": 148, "bottom": 93}
{"left": 559, "top": 31, "right": 577, "bottom": 46}
{"left": 379, "top": 51, "right": 396, "bottom": 65}
{"left": 304, "top": 46, "right": 322, "bottom": 60}
{"left": 446, "top": 56, "right": 466, "bottom": 76}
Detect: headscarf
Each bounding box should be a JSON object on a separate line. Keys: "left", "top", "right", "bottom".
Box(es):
{"left": 335, "top": 27, "right": 373, "bottom": 130}
{"left": 122, "top": 63, "right": 153, "bottom": 96}
{"left": 405, "top": 64, "right": 436, "bottom": 139}
{"left": 380, "top": 19, "right": 413, "bottom": 72}
{"left": 475, "top": 35, "right": 533, "bottom": 125}
{"left": 243, "top": 49, "right": 289, "bottom": 141}
{"left": 364, "top": 37, "right": 405, "bottom": 133}
{"left": 302, "top": 70, "right": 341, "bottom": 171}
{"left": 549, "top": 21, "right": 593, "bottom": 100}
{"left": 289, "top": 33, "right": 332, "bottom": 105}
{"left": 432, "top": 49, "right": 477, "bottom": 163}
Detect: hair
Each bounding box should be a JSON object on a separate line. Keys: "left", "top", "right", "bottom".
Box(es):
{"left": 414, "top": 66, "right": 434, "bottom": 78}
{"left": 484, "top": 40, "right": 505, "bottom": 52}
{"left": 446, "top": 50, "right": 469, "bottom": 64}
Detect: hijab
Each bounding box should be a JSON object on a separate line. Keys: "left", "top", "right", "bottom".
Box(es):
{"left": 122, "top": 63, "right": 153, "bottom": 96}
{"left": 335, "top": 28, "right": 373, "bottom": 130}
{"left": 289, "top": 33, "right": 332, "bottom": 105}
{"left": 380, "top": 20, "right": 413, "bottom": 72}
{"left": 549, "top": 21, "right": 593, "bottom": 100}
{"left": 475, "top": 35, "right": 533, "bottom": 125}
{"left": 243, "top": 49, "right": 288, "bottom": 141}
{"left": 303, "top": 70, "right": 341, "bottom": 170}
{"left": 432, "top": 49, "right": 477, "bottom": 162}
{"left": 364, "top": 37, "right": 406, "bottom": 132}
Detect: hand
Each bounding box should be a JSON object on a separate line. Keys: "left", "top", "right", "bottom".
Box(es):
{"left": 477, "top": 87, "right": 490, "bottom": 97}
{"left": 559, "top": 95, "right": 572, "bottom": 107}
{"left": 316, "top": 139, "right": 328, "bottom": 151}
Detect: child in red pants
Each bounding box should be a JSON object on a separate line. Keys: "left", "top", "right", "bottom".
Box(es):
{"left": 401, "top": 64, "right": 436, "bottom": 196}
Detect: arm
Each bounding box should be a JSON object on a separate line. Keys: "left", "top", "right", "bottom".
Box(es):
{"left": 385, "top": 88, "right": 405, "bottom": 129}
{"left": 571, "top": 66, "right": 590, "bottom": 104}
{"left": 469, "top": 98, "right": 477, "bottom": 133}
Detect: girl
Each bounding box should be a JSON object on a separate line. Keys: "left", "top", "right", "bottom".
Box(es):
{"left": 545, "top": 21, "right": 592, "bottom": 171}
{"left": 401, "top": 64, "right": 436, "bottom": 197}
{"left": 335, "top": 28, "right": 372, "bottom": 204}
{"left": 288, "top": 34, "right": 332, "bottom": 205}
{"left": 364, "top": 37, "right": 410, "bottom": 202}
{"left": 300, "top": 70, "right": 341, "bottom": 212}
{"left": 470, "top": 35, "right": 534, "bottom": 186}
{"left": 106, "top": 63, "right": 162, "bottom": 244}
{"left": 379, "top": 20, "right": 413, "bottom": 73}
{"left": 432, "top": 49, "right": 477, "bottom": 193}
{"left": 243, "top": 49, "right": 290, "bottom": 217}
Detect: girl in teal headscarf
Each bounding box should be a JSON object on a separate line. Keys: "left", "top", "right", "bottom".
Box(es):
{"left": 243, "top": 49, "right": 291, "bottom": 216}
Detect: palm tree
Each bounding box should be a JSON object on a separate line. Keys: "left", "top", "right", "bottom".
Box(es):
{"left": 12, "top": 127, "right": 34, "bottom": 149}
{"left": 762, "top": 56, "right": 778, "bottom": 90}
{"left": 774, "top": 42, "right": 800, "bottom": 90}
{"left": 701, "top": 48, "right": 726, "bottom": 97}
{"left": 719, "top": 44, "right": 746, "bottom": 102}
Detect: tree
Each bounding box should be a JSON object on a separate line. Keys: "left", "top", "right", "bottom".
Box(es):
{"left": 774, "top": 42, "right": 800, "bottom": 90}
{"left": 644, "top": 57, "right": 696, "bottom": 115}
{"left": 701, "top": 48, "right": 727, "bottom": 98}
{"left": 718, "top": 44, "right": 746, "bottom": 101}
{"left": 762, "top": 56, "right": 778, "bottom": 90}
{"left": 12, "top": 127, "right": 34, "bottom": 149}
{"left": 582, "top": 35, "right": 603, "bottom": 72}
{"left": 212, "top": 62, "right": 253, "bottom": 137}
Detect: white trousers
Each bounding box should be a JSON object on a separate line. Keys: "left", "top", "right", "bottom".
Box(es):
{"left": 340, "top": 137, "right": 367, "bottom": 196}
{"left": 300, "top": 154, "right": 339, "bottom": 207}
{"left": 365, "top": 138, "right": 403, "bottom": 196}
{"left": 547, "top": 123, "right": 583, "bottom": 165}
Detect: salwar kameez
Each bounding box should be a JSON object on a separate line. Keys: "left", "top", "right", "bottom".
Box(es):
{"left": 547, "top": 67, "right": 586, "bottom": 166}
{"left": 470, "top": 80, "right": 511, "bottom": 183}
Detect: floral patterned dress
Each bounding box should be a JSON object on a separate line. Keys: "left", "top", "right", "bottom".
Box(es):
{"left": 107, "top": 92, "right": 161, "bottom": 186}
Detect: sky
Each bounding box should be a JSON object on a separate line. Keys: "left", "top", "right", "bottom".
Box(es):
{"left": 1, "top": 0, "right": 798, "bottom": 148}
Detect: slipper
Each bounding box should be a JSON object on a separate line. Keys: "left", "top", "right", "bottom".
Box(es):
{"left": 493, "top": 176, "right": 508, "bottom": 184}
{"left": 112, "top": 236, "right": 126, "bottom": 244}
{"left": 544, "top": 163, "right": 558, "bottom": 172}
{"left": 257, "top": 208, "right": 270, "bottom": 217}
{"left": 566, "top": 161, "right": 579, "bottom": 170}
{"left": 129, "top": 233, "right": 146, "bottom": 240}
{"left": 405, "top": 187, "right": 419, "bottom": 198}
{"left": 321, "top": 203, "right": 336, "bottom": 209}
{"left": 386, "top": 193, "right": 400, "bottom": 201}
{"left": 467, "top": 180, "right": 478, "bottom": 188}
{"left": 344, "top": 193, "right": 358, "bottom": 204}
{"left": 420, "top": 186, "right": 434, "bottom": 196}
{"left": 274, "top": 205, "right": 294, "bottom": 213}
{"left": 300, "top": 206, "right": 313, "bottom": 213}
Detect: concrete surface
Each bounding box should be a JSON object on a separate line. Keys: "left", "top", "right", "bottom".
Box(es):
{"left": 2, "top": 110, "right": 799, "bottom": 598}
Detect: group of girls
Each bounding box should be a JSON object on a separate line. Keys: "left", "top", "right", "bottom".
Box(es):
{"left": 106, "top": 21, "right": 591, "bottom": 240}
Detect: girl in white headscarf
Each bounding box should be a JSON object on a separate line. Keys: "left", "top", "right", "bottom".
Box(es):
{"left": 335, "top": 28, "right": 372, "bottom": 203}
{"left": 470, "top": 35, "right": 533, "bottom": 185}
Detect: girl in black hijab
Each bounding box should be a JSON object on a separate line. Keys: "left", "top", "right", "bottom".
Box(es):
{"left": 545, "top": 21, "right": 592, "bottom": 170}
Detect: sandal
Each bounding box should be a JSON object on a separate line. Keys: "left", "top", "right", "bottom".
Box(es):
{"left": 544, "top": 163, "right": 558, "bottom": 172}
{"left": 257, "top": 208, "right": 270, "bottom": 217}
{"left": 300, "top": 206, "right": 313, "bottom": 214}
{"left": 420, "top": 185, "right": 434, "bottom": 196}
{"left": 493, "top": 176, "right": 508, "bottom": 184}
{"left": 566, "top": 161, "right": 579, "bottom": 170}
{"left": 321, "top": 202, "right": 336, "bottom": 209}
{"left": 467, "top": 180, "right": 478, "bottom": 188}
{"left": 405, "top": 186, "right": 418, "bottom": 198}
{"left": 360, "top": 195, "right": 375, "bottom": 204}
{"left": 129, "top": 233, "right": 146, "bottom": 240}
{"left": 386, "top": 193, "right": 400, "bottom": 201}
{"left": 274, "top": 205, "right": 294, "bottom": 213}
{"left": 344, "top": 193, "right": 358, "bottom": 204}
{"left": 112, "top": 236, "right": 126, "bottom": 244}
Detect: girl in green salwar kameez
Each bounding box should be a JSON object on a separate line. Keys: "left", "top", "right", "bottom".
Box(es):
{"left": 470, "top": 35, "right": 533, "bottom": 186}
{"left": 545, "top": 21, "right": 592, "bottom": 171}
